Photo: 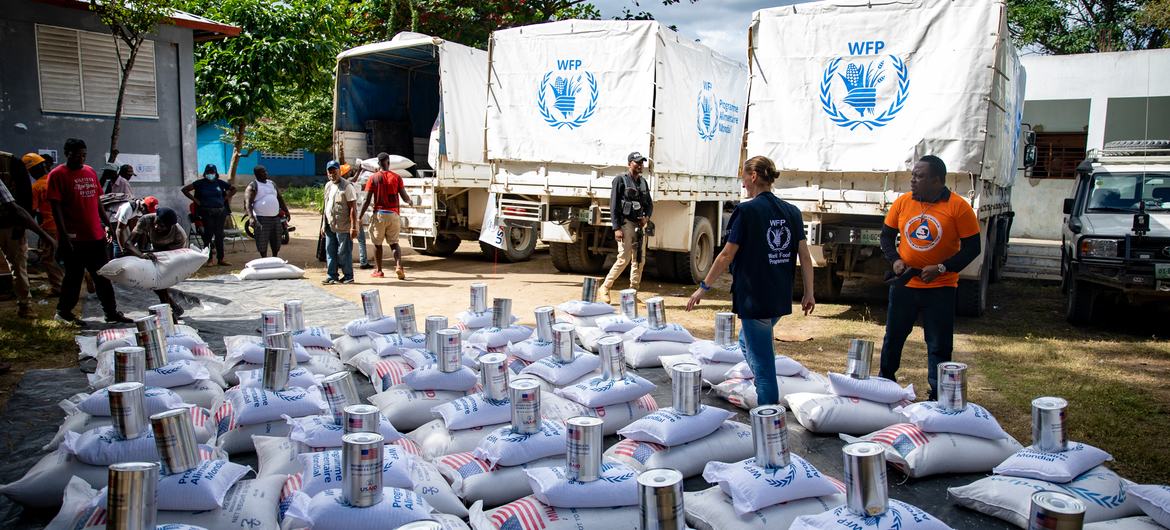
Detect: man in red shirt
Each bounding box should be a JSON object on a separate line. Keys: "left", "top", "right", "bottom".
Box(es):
{"left": 358, "top": 152, "right": 413, "bottom": 280}
{"left": 47, "top": 138, "right": 132, "bottom": 326}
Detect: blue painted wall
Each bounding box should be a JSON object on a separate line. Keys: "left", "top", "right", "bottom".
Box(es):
{"left": 196, "top": 121, "right": 321, "bottom": 178}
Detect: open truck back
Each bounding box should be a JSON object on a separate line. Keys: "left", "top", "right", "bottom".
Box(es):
{"left": 748, "top": 0, "right": 1030, "bottom": 315}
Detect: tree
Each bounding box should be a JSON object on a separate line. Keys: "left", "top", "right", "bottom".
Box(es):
{"left": 90, "top": 0, "right": 173, "bottom": 163}
{"left": 186, "top": 0, "right": 345, "bottom": 182}
{"left": 1007, "top": 0, "right": 1167, "bottom": 53}
{"left": 247, "top": 89, "right": 333, "bottom": 155}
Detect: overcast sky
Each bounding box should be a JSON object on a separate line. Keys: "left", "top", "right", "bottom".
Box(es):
{"left": 590, "top": 0, "right": 795, "bottom": 63}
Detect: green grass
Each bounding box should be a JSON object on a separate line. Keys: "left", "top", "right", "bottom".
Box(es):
{"left": 0, "top": 301, "right": 78, "bottom": 410}
{"left": 283, "top": 185, "right": 324, "bottom": 211}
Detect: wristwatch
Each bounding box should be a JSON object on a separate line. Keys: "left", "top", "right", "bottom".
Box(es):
{"left": 936, "top": 264, "right": 946, "bottom": 273}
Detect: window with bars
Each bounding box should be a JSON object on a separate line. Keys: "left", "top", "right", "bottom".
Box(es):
{"left": 35, "top": 24, "right": 158, "bottom": 118}
{"left": 260, "top": 149, "right": 305, "bottom": 160}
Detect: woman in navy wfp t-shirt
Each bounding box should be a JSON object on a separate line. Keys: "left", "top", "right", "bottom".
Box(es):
{"left": 686, "top": 156, "right": 816, "bottom": 406}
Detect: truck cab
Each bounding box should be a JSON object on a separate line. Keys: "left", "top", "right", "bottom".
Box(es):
{"left": 1061, "top": 140, "right": 1170, "bottom": 325}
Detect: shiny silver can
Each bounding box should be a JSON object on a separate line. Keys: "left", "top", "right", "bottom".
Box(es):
{"left": 478, "top": 353, "right": 510, "bottom": 401}
{"left": 646, "top": 297, "right": 667, "bottom": 329}
{"left": 937, "top": 362, "right": 968, "bottom": 411}
{"left": 534, "top": 306, "right": 556, "bottom": 342}
{"left": 106, "top": 462, "right": 158, "bottom": 530}
{"left": 598, "top": 335, "right": 626, "bottom": 379}
{"left": 361, "top": 289, "right": 383, "bottom": 320}
{"left": 714, "top": 312, "right": 736, "bottom": 347}
{"left": 265, "top": 330, "right": 297, "bottom": 368}
{"left": 437, "top": 328, "right": 463, "bottom": 373}
{"left": 395, "top": 304, "right": 418, "bottom": 337}
{"left": 509, "top": 379, "right": 542, "bottom": 435}
{"left": 134, "top": 314, "right": 160, "bottom": 333}
{"left": 261, "top": 346, "right": 292, "bottom": 392}
{"left": 114, "top": 347, "right": 145, "bottom": 384}
{"left": 638, "top": 468, "right": 685, "bottom": 530}
{"left": 492, "top": 298, "right": 513, "bottom": 329}
{"left": 750, "top": 405, "right": 791, "bottom": 469}
{"left": 470, "top": 283, "right": 488, "bottom": 313}
{"left": 671, "top": 363, "right": 702, "bottom": 416}
{"left": 553, "top": 323, "right": 576, "bottom": 363}
{"left": 108, "top": 382, "right": 148, "bottom": 440}
{"left": 566, "top": 416, "right": 604, "bottom": 482}
{"left": 1028, "top": 491, "right": 1086, "bottom": 530}
{"left": 321, "top": 371, "right": 360, "bottom": 425}
{"left": 344, "top": 404, "right": 382, "bottom": 434}
{"left": 1032, "top": 396, "right": 1069, "bottom": 452}
{"left": 283, "top": 299, "right": 305, "bottom": 332}
{"left": 620, "top": 289, "right": 638, "bottom": 319}
{"left": 425, "top": 316, "right": 448, "bottom": 355}
{"left": 260, "top": 309, "right": 286, "bottom": 337}
{"left": 148, "top": 303, "right": 175, "bottom": 336}
{"left": 150, "top": 408, "right": 200, "bottom": 475}
{"left": 845, "top": 339, "right": 874, "bottom": 380}
{"left": 581, "top": 277, "right": 600, "bottom": 303}
{"left": 843, "top": 441, "right": 889, "bottom": 517}
{"left": 342, "top": 432, "right": 384, "bottom": 507}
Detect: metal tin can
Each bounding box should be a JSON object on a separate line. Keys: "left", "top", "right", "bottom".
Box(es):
{"left": 395, "top": 304, "right": 418, "bottom": 337}
{"left": 361, "top": 290, "right": 383, "bottom": 321}
{"left": 261, "top": 346, "right": 292, "bottom": 392}
{"left": 425, "top": 316, "right": 448, "bottom": 355}
{"left": 437, "top": 329, "right": 463, "bottom": 373}
{"left": 261, "top": 309, "right": 286, "bottom": 337}
{"left": 106, "top": 462, "right": 158, "bottom": 530}
{"left": 646, "top": 297, "right": 667, "bottom": 329}
{"left": 845, "top": 339, "right": 874, "bottom": 380}
{"left": 843, "top": 441, "right": 889, "bottom": 517}
{"left": 150, "top": 408, "right": 200, "bottom": 475}
{"left": 344, "top": 404, "right": 382, "bottom": 434}
{"left": 714, "top": 312, "right": 736, "bottom": 347}
{"left": 553, "top": 323, "right": 576, "bottom": 363}
{"left": 397, "top": 522, "right": 444, "bottom": 530}
{"left": 114, "top": 347, "right": 146, "bottom": 384}
{"left": 133, "top": 315, "right": 169, "bottom": 370}
{"left": 750, "top": 405, "right": 791, "bottom": 469}
{"left": 620, "top": 289, "right": 638, "bottom": 319}
{"left": 108, "top": 382, "right": 148, "bottom": 440}
{"left": 638, "top": 468, "right": 685, "bottom": 530}
{"left": 321, "top": 371, "right": 360, "bottom": 425}
{"left": 581, "top": 277, "right": 600, "bottom": 303}
{"left": 492, "top": 298, "right": 513, "bottom": 329}
{"left": 937, "top": 362, "right": 969, "bottom": 411}
{"left": 265, "top": 330, "right": 298, "bottom": 369}
{"left": 598, "top": 335, "right": 626, "bottom": 380}
{"left": 509, "top": 379, "right": 542, "bottom": 435}
{"left": 566, "top": 416, "right": 604, "bottom": 482}
{"left": 470, "top": 283, "right": 488, "bottom": 313}
{"left": 148, "top": 304, "right": 175, "bottom": 337}
{"left": 134, "top": 314, "right": 160, "bottom": 333}
{"left": 342, "top": 432, "right": 384, "bottom": 508}
{"left": 671, "top": 363, "right": 702, "bottom": 416}
{"left": 1032, "top": 396, "right": 1069, "bottom": 452}
{"left": 534, "top": 306, "right": 556, "bottom": 342}
{"left": 283, "top": 299, "right": 305, "bottom": 332}
{"left": 478, "top": 353, "right": 510, "bottom": 401}
{"left": 1028, "top": 491, "right": 1086, "bottom": 530}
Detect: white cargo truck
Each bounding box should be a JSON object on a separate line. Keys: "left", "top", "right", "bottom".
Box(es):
{"left": 484, "top": 20, "right": 748, "bottom": 282}
{"left": 333, "top": 33, "right": 533, "bottom": 260}
{"left": 748, "top": 0, "right": 1034, "bottom": 315}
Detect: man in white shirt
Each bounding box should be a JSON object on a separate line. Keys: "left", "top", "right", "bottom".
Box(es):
{"left": 244, "top": 166, "right": 288, "bottom": 258}
{"left": 321, "top": 161, "right": 357, "bottom": 284}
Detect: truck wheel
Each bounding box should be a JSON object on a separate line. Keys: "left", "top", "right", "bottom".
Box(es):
{"left": 566, "top": 236, "right": 607, "bottom": 274}
{"left": 1065, "top": 275, "right": 1097, "bottom": 326}
{"left": 550, "top": 242, "right": 572, "bottom": 272}
{"left": 813, "top": 266, "right": 844, "bottom": 301}
{"left": 480, "top": 226, "right": 536, "bottom": 263}
{"left": 956, "top": 252, "right": 990, "bottom": 317}
{"left": 674, "top": 217, "right": 716, "bottom": 284}
{"left": 988, "top": 216, "right": 1005, "bottom": 284}
{"left": 422, "top": 235, "right": 461, "bottom": 257}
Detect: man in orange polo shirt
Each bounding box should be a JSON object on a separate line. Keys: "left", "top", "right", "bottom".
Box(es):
{"left": 878, "top": 155, "right": 982, "bottom": 400}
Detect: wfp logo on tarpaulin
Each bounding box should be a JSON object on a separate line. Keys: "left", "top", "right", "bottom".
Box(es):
{"left": 820, "top": 40, "right": 910, "bottom": 131}
{"left": 696, "top": 81, "right": 718, "bottom": 140}
{"left": 537, "top": 58, "right": 599, "bottom": 129}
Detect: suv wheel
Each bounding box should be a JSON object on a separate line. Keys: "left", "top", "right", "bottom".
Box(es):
{"left": 1065, "top": 274, "right": 1097, "bottom": 326}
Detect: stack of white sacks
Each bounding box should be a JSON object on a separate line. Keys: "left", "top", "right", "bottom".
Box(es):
{"left": 619, "top": 296, "right": 696, "bottom": 368}
{"left": 236, "top": 255, "right": 306, "bottom": 281}
{"left": 335, "top": 289, "right": 398, "bottom": 362}
{"left": 785, "top": 339, "right": 914, "bottom": 434}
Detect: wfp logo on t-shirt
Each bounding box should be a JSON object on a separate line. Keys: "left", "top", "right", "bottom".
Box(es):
{"left": 904, "top": 215, "right": 943, "bottom": 251}
{"left": 766, "top": 220, "right": 792, "bottom": 252}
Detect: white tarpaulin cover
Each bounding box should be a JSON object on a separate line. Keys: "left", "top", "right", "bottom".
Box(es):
{"left": 748, "top": 0, "right": 1005, "bottom": 176}
{"left": 438, "top": 41, "right": 489, "bottom": 165}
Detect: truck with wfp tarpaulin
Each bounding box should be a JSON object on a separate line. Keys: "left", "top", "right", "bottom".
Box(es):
{"left": 748, "top": 0, "right": 1034, "bottom": 316}
{"left": 484, "top": 20, "right": 748, "bottom": 283}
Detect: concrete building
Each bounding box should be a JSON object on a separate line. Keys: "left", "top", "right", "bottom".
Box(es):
{"left": 0, "top": 0, "right": 238, "bottom": 213}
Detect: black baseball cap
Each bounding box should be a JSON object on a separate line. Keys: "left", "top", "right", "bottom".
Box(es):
{"left": 628, "top": 152, "right": 648, "bottom": 164}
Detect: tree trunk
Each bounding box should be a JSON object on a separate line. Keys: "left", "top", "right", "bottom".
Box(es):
{"left": 227, "top": 122, "right": 247, "bottom": 185}
{"left": 109, "top": 42, "right": 141, "bottom": 163}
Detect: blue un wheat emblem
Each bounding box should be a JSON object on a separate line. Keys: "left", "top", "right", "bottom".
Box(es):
{"left": 537, "top": 60, "right": 599, "bottom": 130}
{"left": 696, "top": 82, "right": 718, "bottom": 141}
{"left": 820, "top": 54, "right": 909, "bottom": 131}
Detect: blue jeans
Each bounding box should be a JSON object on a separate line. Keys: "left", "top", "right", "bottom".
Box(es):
{"left": 324, "top": 225, "right": 354, "bottom": 281}
{"left": 739, "top": 316, "right": 782, "bottom": 406}
{"left": 879, "top": 285, "right": 956, "bottom": 399}
{"left": 357, "top": 225, "right": 368, "bottom": 265}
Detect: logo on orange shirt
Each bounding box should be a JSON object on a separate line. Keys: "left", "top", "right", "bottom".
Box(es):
{"left": 903, "top": 214, "right": 943, "bottom": 252}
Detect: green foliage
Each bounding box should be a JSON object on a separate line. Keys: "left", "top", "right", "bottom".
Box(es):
{"left": 1007, "top": 0, "right": 1167, "bottom": 53}
{"left": 247, "top": 89, "right": 333, "bottom": 155}
{"left": 282, "top": 184, "right": 325, "bottom": 210}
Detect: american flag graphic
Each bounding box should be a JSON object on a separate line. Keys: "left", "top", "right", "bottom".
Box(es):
{"left": 440, "top": 452, "right": 493, "bottom": 479}
{"left": 99, "top": 328, "right": 131, "bottom": 343}
{"left": 392, "top": 438, "right": 423, "bottom": 457}
{"left": 360, "top": 446, "right": 379, "bottom": 461}
{"left": 491, "top": 496, "right": 548, "bottom": 530}
{"left": 279, "top": 473, "right": 304, "bottom": 520}
{"left": 198, "top": 446, "right": 216, "bottom": 461}
{"left": 214, "top": 401, "right": 236, "bottom": 435}
{"left": 612, "top": 439, "right": 664, "bottom": 464}
{"left": 827, "top": 475, "right": 848, "bottom": 494}
{"left": 191, "top": 344, "right": 216, "bottom": 358}
{"left": 869, "top": 423, "right": 930, "bottom": 457}
{"left": 376, "top": 359, "right": 409, "bottom": 390}
{"left": 187, "top": 405, "right": 207, "bottom": 428}
{"left": 637, "top": 394, "right": 659, "bottom": 412}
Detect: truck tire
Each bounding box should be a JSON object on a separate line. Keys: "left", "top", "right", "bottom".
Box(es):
{"left": 654, "top": 250, "right": 678, "bottom": 280}
{"left": 550, "top": 242, "right": 572, "bottom": 273}
{"left": 988, "top": 216, "right": 1005, "bottom": 284}
{"left": 1064, "top": 274, "right": 1097, "bottom": 326}
{"left": 956, "top": 250, "right": 990, "bottom": 317}
{"left": 674, "top": 217, "right": 716, "bottom": 284}
{"left": 566, "top": 237, "right": 607, "bottom": 274}
{"left": 479, "top": 226, "right": 537, "bottom": 263}
{"left": 813, "top": 265, "right": 844, "bottom": 301}
{"left": 421, "top": 235, "right": 461, "bottom": 257}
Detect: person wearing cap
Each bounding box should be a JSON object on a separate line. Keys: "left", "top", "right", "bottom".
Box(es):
{"left": 46, "top": 138, "right": 132, "bottom": 326}
{"left": 182, "top": 164, "right": 235, "bottom": 266}
{"left": 26, "top": 153, "right": 65, "bottom": 295}
{"left": 113, "top": 196, "right": 158, "bottom": 258}
{"left": 599, "top": 151, "right": 654, "bottom": 303}
{"left": 1, "top": 155, "right": 57, "bottom": 318}
{"left": 321, "top": 160, "right": 357, "bottom": 284}
{"left": 124, "top": 207, "right": 188, "bottom": 318}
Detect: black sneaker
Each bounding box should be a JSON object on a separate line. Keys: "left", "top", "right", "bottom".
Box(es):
{"left": 104, "top": 311, "right": 134, "bottom": 324}
{"left": 322, "top": 278, "right": 338, "bottom": 285}
{"left": 54, "top": 312, "right": 86, "bottom": 328}
{"left": 359, "top": 263, "right": 374, "bottom": 270}
{"left": 341, "top": 278, "right": 355, "bottom": 284}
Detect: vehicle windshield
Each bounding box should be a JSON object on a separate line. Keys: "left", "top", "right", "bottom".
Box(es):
{"left": 1086, "top": 172, "right": 1170, "bottom": 212}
